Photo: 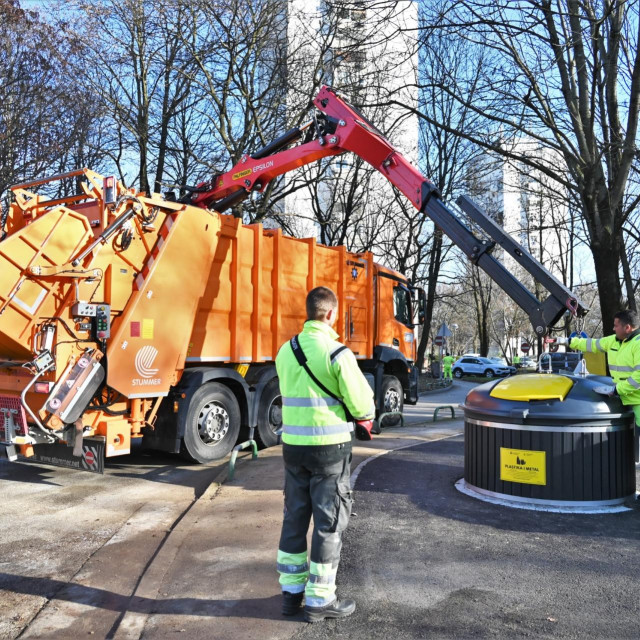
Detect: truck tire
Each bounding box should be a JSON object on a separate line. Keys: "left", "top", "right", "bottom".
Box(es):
{"left": 181, "top": 382, "right": 241, "bottom": 463}
{"left": 380, "top": 374, "right": 403, "bottom": 427}
{"left": 255, "top": 378, "right": 282, "bottom": 448}
{"left": 453, "top": 368, "right": 463, "bottom": 379}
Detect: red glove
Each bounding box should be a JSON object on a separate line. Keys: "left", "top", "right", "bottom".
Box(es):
{"left": 355, "top": 420, "right": 374, "bottom": 441}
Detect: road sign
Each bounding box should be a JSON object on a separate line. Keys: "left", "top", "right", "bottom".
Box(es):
{"left": 436, "top": 323, "right": 452, "bottom": 338}
{"left": 521, "top": 342, "right": 531, "bottom": 353}
{"left": 434, "top": 336, "right": 445, "bottom": 346}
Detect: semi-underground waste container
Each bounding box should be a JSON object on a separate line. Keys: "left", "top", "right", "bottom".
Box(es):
{"left": 458, "top": 373, "right": 636, "bottom": 511}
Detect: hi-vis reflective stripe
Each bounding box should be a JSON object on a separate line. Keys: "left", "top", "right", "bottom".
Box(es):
{"left": 610, "top": 365, "right": 634, "bottom": 372}
{"left": 283, "top": 397, "right": 342, "bottom": 408}
{"left": 628, "top": 378, "right": 640, "bottom": 389}
{"left": 595, "top": 339, "right": 603, "bottom": 351}
{"left": 283, "top": 423, "right": 353, "bottom": 436}
{"left": 330, "top": 346, "right": 349, "bottom": 364}
{"left": 306, "top": 595, "right": 336, "bottom": 607}
{"left": 352, "top": 402, "right": 376, "bottom": 421}
{"left": 309, "top": 572, "right": 337, "bottom": 584}
{"left": 277, "top": 562, "right": 309, "bottom": 574}
{"left": 586, "top": 338, "right": 595, "bottom": 352}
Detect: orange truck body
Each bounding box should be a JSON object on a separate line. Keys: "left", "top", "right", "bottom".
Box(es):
{"left": 0, "top": 169, "right": 421, "bottom": 470}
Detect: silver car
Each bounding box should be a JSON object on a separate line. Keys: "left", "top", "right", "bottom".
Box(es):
{"left": 489, "top": 357, "right": 516, "bottom": 375}
{"left": 452, "top": 356, "right": 513, "bottom": 379}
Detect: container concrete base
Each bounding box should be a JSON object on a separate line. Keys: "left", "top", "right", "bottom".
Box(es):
{"left": 455, "top": 478, "right": 633, "bottom": 514}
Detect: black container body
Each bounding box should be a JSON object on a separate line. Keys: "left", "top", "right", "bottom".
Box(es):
{"left": 464, "top": 421, "right": 634, "bottom": 501}
{"left": 462, "top": 374, "right": 636, "bottom": 504}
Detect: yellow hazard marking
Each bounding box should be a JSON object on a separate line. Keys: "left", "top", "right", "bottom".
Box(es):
{"left": 232, "top": 169, "right": 251, "bottom": 180}
{"left": 500, "top": 447, "right": 546, "bottom": 485}
{"left": 218, "top": 179, "right": 224, "bottom": 187}
{"left": 234, "top": 363, "right": 249, "bottom": 377}
{"left": 142, "top": 318, "right": 154, "bottom": 340}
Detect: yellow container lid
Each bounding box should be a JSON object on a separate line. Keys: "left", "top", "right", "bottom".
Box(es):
{"left": 489, "top": 374, "right": 574, "bottom": 402}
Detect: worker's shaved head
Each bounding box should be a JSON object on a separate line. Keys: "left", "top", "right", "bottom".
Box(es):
{"left": 306, "top": 286, "right": 338, "bottom": 321}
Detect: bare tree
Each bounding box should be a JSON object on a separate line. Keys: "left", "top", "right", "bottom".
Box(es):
{"left": 70, "top": 0, "right": 200, "bottom": 193}
{"left": 404, "top": 1, "right": 640, "bottom": 334}
{"left": 0, "top": 0, "right": 109, "bottom": 237}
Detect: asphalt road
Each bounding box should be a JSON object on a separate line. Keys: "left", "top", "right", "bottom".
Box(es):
{"left": 298, "top": 436, "right": 640, "bottom": 639}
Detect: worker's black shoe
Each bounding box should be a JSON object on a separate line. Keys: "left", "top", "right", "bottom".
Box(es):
{"left": 304, "top": 597, "right": 356, "bottom": 623}
{"left": 282, "top": 591, "right": 304, "bottom": 616}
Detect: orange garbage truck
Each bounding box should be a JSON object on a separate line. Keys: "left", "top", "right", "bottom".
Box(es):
{"left": 0, "top": 85, "right": 587, "bottom": 471}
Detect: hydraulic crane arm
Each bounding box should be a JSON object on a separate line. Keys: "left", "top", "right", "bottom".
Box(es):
{"left": 184, "top": 85, "right": 588, "bottom": 336}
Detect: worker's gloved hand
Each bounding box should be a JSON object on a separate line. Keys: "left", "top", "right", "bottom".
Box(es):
{"left": 593, "top": 385, "right": 616, "bottom": 396}
{"left": 554, "top": 336, "right": 571, "bottom": 346}
{"left": 355, "top": 420, "right": 374, "bottom": 441}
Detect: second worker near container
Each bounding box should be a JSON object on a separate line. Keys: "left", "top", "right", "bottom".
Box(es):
{"left": 552, "top": 308, "right": 640, "bottom": 469}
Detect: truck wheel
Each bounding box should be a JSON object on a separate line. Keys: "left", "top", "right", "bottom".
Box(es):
{"left": 453, "top": 368, "right": 463, "bottom": 379}
{"left": 181, "top": 383, "right": 241, "bottom": 463}
{"left": 380, "top": 375, "right": 403, "bottom": 427}
{"left": 255, "top": 378, "right": 282, "bottom": 448}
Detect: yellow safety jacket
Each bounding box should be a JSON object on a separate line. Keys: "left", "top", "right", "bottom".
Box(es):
{"left": 275, "top": 320, "right": 375, "bottom": 446}
{"left": 570, "top": 330, "right": 640, "bottom": 405}
{"left": 442, "top": 356, "right": 455, "bottom": 369}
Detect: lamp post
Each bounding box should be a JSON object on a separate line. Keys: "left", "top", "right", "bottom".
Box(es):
{"left": 452, "top": 323, "right": 459, "bottom": 355}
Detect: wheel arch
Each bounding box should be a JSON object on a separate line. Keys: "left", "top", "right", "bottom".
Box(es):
{"left": 374, "top": 345, "right": 410, "bottom": 388}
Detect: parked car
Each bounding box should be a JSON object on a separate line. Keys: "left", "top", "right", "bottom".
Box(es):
{"left": 452, "top": 356, "right": 513, "bottom": 379}
{"left": 489, "top": 357, "right": 516, "bottom": 375}
{"left": 519, "top": 356, "right": 537, "bottom": 369}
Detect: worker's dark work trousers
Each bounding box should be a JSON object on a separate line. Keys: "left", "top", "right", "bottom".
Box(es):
{"left": 277, "top": 453, "right": 352, "bottom": 607}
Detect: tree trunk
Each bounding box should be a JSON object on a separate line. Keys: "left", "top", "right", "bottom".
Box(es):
{"left": 591, "top": 237, "right": 623, "bottom": 334}
{"left": 620, "top": 239, "right": 637, "bottom": 311}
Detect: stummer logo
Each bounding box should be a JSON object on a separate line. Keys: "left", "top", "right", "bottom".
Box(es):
{"left": 133, "top": 346, "right": 161, "bottom": 386}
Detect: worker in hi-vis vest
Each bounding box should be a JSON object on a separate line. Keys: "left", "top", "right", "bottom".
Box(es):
{"left": 442, "top": 353, "right": 455, "bottom": 380}
{"left": 554, "top": 309, "right": 640, "bottom": 469}
{"left": 513, "top": 354, "right": 521, "bottom": 368}
{"left": 275, "top": 286, "right": 376, "bottom": 622}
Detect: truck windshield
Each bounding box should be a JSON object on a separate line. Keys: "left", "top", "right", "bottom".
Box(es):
{"left": 393, "top": 285, "right": 412, "bottom": 326}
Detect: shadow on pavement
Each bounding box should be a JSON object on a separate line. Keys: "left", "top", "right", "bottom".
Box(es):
{"left": 0, "top": 459, "right": 63, "bottom": 486}
{"left": 0, "top": 572, "right": 295, "bottom": 622}
{"left": 1, "top": 449, "right": 222, "bottom": 496}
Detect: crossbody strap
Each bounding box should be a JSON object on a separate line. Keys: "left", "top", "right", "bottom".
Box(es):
{"left": 289, "top": 335, "right": 345, "bottom": 408}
